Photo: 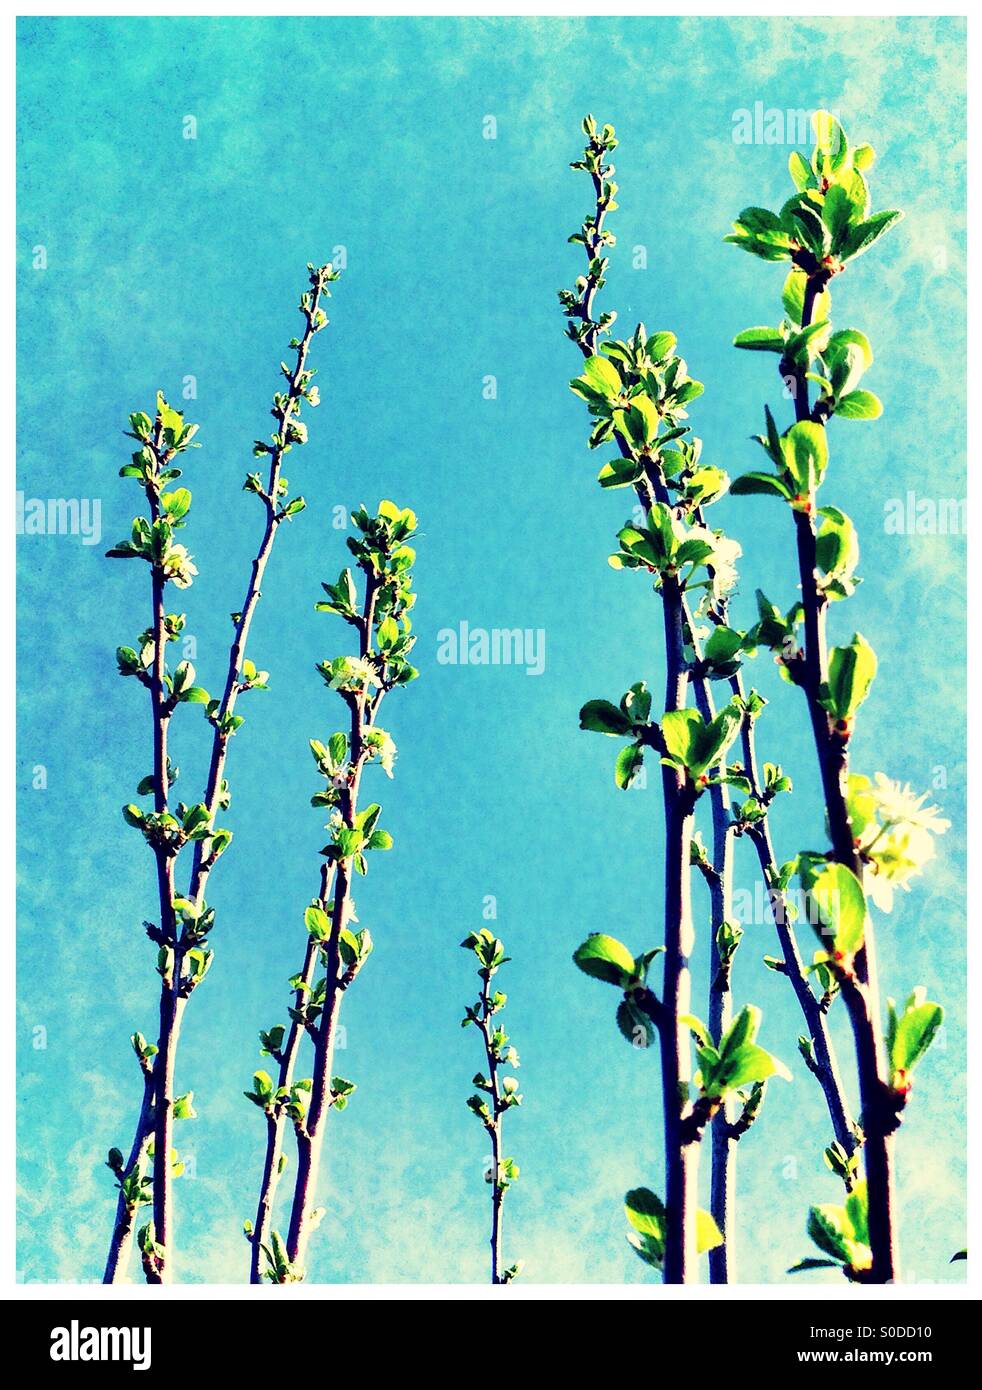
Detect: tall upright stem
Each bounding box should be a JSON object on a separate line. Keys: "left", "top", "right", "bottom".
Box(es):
{"left": 104, "top": 268, "right": 335, "bottom": 1285}
{"left": 659, "top": 576, "right": 698, "bottom": 1284}
{"left": 249, "top": 865, "right": 334, "bottom": 1283}
{"left": 689, "top": 623, "right": 736, "bottom": 1283}
{"left": 785, "top": 271, "right": 896, "bottom": 1282}
{"left": 477, "top": 975, "right": 505, "bottom": 1284}
{"left": 728, "top": 691, "right": 856, "bottom": 1154}
{"left": 285, "top": 578, "right": 381, "bottom": 1273}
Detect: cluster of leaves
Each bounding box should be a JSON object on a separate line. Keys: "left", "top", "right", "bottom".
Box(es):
{"left": 572, "top": 932, "right": 664, "bottom": 1049}
{"left": 790, "top": 1181, "right": 873, "bottom": 1281}
{"left": 725, "top": 111, "right": 902, "bottom": 275}
{"left": 579, "top": 684, "right": 747, "bottom": 801}
{"left": 569, "top": 330, "right": 704, "bottom": 453}
{"left": 681, "top": 1005, "right": 790, "bottom": 1105}
{"left": 310, "top": 501, "right": 418, "bottom": 856}
{"left": 244, "top": 1064, "right": 355, "bottom": 1128}
{"left": 107, "top": 394, "right": 201, "bottom": 587}
{"left": 735, "top": 294, "right": 881, "bottom": 424}
{"left": 624, "top": 1188, "right": 723, "bottom": 1272}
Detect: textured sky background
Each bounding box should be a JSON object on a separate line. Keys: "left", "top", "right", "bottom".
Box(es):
{"left": 17, "top": 15, "right": 966, "bottom": 1284}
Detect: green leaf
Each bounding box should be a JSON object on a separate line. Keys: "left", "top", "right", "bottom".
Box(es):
{"left": 304, "top": 905, "right": 331, "bottom": 941}
{"left": 579, "top": 699, "right": 632, "bottom": 736}
{"left": 836, "top": 389, "right": 882, "bottom": 420}
{"left": 704, "top": 625, "right": 744, "bottom": 664}
{"left": 614, "top": 743, "right": 644, "bottom": 790}
{"left": 716, "top": 1041, "right": 791, "bottom": 1091}
{"left": 890, "top": 1000, "right": 943, "bottom": 1076}
{"left": 696, "top": 1209, "right": 724, "bottom": 1254}
{"left": 618, "top": 396, "right": 660, "bottom": 449}
{"left": 781, "top": 421, "right": 828, "bottom": 493}
{"left": 730, "top": 472, "right": 792, "bottom": 500}
{"left": 840, "top": 209, "right": 904, "bottom": 262}
{"left": 625, "top": 1187, "right": 665, "bottom": 1242}
{"left": 597, "top": 456, "right": 642, "bottom": 490}
{"left": 823, "top": 632, "right": 877, "bottom": 721}
{"left": 788, "top": 151, "right": 813, "bottom": 192}
{"left": 573, "top": 933, "right": 636, "bottom": 988}
{"left": 788, "top": 1257, "right": 842, "bottom": 1274}
{"left": 807, "top": 862, "right": 867, "bottom": 960}
{"left": 173, "top": 1091, "right": 196, "bottom": 1121}
{"left": 821, "top": 183, "right": 854, "bottom": 247}
{"left": 161, "top": 488, "right": 191, "bottom": 522}
{"left": 815, "top": 506, "right": 859, "bottom": 584}
{"left": 616, "top": 997, "right": 655, "bottom": 1049}
{"left": 679, "top": 1013, "right": 712, "bottom": 1049}
{"left": 733, "top": 327, "right": 785, "bottom": 352}
{"left": 845, "top": 1181, "right": 869, "bottom": 1247}
{"left": 572, "top": 353, "right": 622, "bottom": 401}
{"left": 807, "top": 1205, "right": 852, "bottom": 1263}
{"left": 660, "top": 708, "right": 703, "bottom": 767}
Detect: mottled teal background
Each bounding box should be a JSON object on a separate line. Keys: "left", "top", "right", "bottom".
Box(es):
{"left": 17, "top": 15, "right": 966, "bottom": 1283}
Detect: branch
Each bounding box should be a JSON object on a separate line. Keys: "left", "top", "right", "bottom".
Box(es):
{"left": 103, "top": 264, "right": 338, "bottom": 1285}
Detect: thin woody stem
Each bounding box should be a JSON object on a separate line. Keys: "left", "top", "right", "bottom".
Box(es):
{"left": 477, "top": 975, "right": 504, "bottom": 1284}
{"left": 659, "top": 574, "right": 698, "bottom": 1284}
{"left": 571, "top": 132, "right": 699, "bottom": 1285}
{"left": 104, "top": 269, "right": 335, "bottom": 1286}
{"left": 690, "top": 662, "right": 736, "bottom": 1284}
{"left": 249, "top": 863, "right": 336, "bottom": 1284}
{"left": 285, "top": 576, "right": 383, "bottom": 1273}
{"left": 146, "top": 422, "right": 180, "bottom": 1284}
{"left": 784, "top": 274, "right": 896, "bottom": 1281}
{"left": 729, "top": 681, "right": 857, "bottom": 1155}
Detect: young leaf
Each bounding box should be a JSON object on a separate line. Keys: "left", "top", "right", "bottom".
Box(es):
{"left": 806, "top": 862, "right": 867, "bottom": 960}
{"left": 573, "top": 934, "right": 636, "bottom": 988}
{"left": 579, "top": 699, "right": 633, "bottom": 736}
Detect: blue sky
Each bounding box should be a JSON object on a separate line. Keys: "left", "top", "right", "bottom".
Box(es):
{"left": 17, "top": 15, "right": 965, "bottom": 1284}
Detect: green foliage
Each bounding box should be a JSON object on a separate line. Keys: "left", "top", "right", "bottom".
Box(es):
{"left": 572, "top": 934, "right": 638, "bottom": 988}
{"left": 885, "top": 989, "right": 943, "bottom": 1094}
{"left": 789, "top": 1182, "right": 872, "bottom": 1280}
{"left": 624, "top": 1188, "right": 724, "bottom": 1269}
{"left": 578, "top": 682, "right": 657, "bottom": 790}
{"left": 461, "top": 928, "right": 510, "bottom": 979}
{"left": 725, "top": 112, "right": 902, "bottom": 272}
{"left": 572, "top": 933, "right": 663, "bottom": 1050}
{"left": 802, "top": 860, "right": 867, "bottom": 964}
{"left": 659, "top": 701, "right": 742, "bottom": 790}
{"left": 682, "top": 1005, "right": 790, "bottom": 1100}
{"left": 608, "top": 503, "right": 735, "bottom": 596}
{"left": 819, "top": 632, "right": 877, "bottom": 727}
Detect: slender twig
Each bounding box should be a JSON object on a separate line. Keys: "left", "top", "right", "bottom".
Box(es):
{"left": 478, "top": 975, "right": 505, "bottom": 1284}
{"left": 104, "top": 263, "right": 338, "bottom": 1284}
{"left": 781, "top": 277, "right": 897, "bottom": 1282}
{"left": 462, "top": 929, "right": 522, "bottom": 1284}
{"left": 248, "top": 863, "right": 335, "bottom": 1284}
{"left": 690, "top": 665, "right": 736, "bottom": 1283}
{"left": 564, "top": 119, "right": 704, "bottom": 1284}
{"left": 732, "top": 685, "right": 857, "bottom": 1155}
{"left": 241, "top": 503, "right": 418, "bottom": 1282}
